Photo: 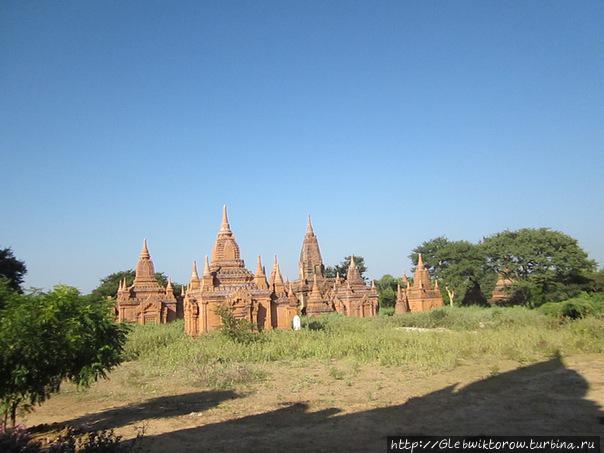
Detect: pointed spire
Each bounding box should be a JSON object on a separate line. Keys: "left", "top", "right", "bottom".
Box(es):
{"left": 203, "top": 256, "right": 210, "bottom": 276}
{"left": 118, "top": 279, "right": 123, "bottom": 292}
{"left": 434, "top": 279, "right": 440, "bottom": 290}
{"left": 306, "top": 215, "right": 314, "bottom": 234}
{"left": 166, "top": 277, "right": 173, "bottom": 291}
{"left": 220, "top": 204, "right": 231, "bottom": 232}
{"left": 256, "top": 255, "right": 264, "bottom": 275}
{"left": 417, "top": 253, "right": 424, "bottom": 270}
{"left": 180, "top": 284, "right": 185, "bottom": 297}
{"left": 253, "top": 256, "right": 268, "bottom": 290}
{"left": 140, "top": 239, "right": 150, "bottom": 258}
{"left": 191, "top": 260, "right": 200, "bottom": 280}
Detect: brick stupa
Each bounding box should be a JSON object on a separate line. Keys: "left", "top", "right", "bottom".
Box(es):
{"left": 395, "top": 253, "right": 444, "bottom": 313}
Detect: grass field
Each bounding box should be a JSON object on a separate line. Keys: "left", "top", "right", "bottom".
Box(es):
{"left": 20, "top": 306, "right": 604, "bottom": 452}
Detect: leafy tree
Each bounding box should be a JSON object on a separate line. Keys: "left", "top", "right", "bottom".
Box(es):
{"left": 325, "top": 256, "right": 367, "bottom": 280}
{"left": 410, "top": 238, "right": 490, "bottom": 306}
{"left": 0, "top": 282, "right": 129, "bottom": 427}
{"left": 0, "top": 248, "right": 27, "bottom": 293}
{"left": 481, "top": 228, "right": 596, "bottom": 306}
{"left": 90, "top": 270, "right": 181, "bottom": 300}
{"left": 375, "top": 274, "right": 401, "bottom": 308}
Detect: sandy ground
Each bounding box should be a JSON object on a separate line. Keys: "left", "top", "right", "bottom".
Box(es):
{"left": 22, "top": 354, "right": 604, "bottom": 452}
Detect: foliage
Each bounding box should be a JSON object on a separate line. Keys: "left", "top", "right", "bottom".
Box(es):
{"left": 375, "top": 274, "right": 400, "bottom": 308}
{"left": 481, "top": 228, "right": 596, "bottom": 306}
{"left": 89, "top": 270, "right": 181, "bottom": 301}
{"left": 0, "top": 424, "right": 39, "bottom": 452}
{"left": 539, "top": 293, "right": 604, "bottom": 320}
{"left": 325, "top": 256, "right": 367, "bottom": 280}
{"left": 0, "top": 248, "right": 27, "bottom": 294}
{"left": 215, "top": 306, "right": 260, "bottom": 345}
{"left": 0, "top": 282, "right": 129, "bottom": 427}
{"left": 410, "top": 237, "right": 490, "bottom": 306}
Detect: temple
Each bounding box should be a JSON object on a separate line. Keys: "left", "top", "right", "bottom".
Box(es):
{"left": 118, "top": 209, "right": 380, "bottom": 332}
{"left": 292, "top": 217, "right": 378, "bottom": 317}
{"left": 330, "top": 256, "right": 379, "bottom": 317}
{"left": 183, "top": 206, "right": 299, "bottom": 336}
{"left": 116, "top": 240, "right": 180, "bottom": 324}
{"left": 488, "top": 270, "right": 515, "bottom": 305}
{"left": 395, "top": 253, "right": 444, "bottom": 313}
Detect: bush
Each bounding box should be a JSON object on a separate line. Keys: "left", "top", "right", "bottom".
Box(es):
{"left": 0, "top": 283, "right": 129, "bottom": 427}
{"left": 215, "top": 306, "right": 260, "bottom": 344}
{"left": 539, "top": 293, "right": 604, "bottom": 320}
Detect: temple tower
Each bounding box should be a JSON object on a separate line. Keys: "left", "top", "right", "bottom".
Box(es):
{"left": 395, "top": 254, "right": 444, "bottom": 313}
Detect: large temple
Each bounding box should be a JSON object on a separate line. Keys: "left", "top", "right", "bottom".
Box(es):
{"left": 183, "top": 206, "right": 299, "bottom": 336}
{"left": 395, "top": 253, "right": 444, "bottom": 313}
{"left": 116, "top": 240, "right": 180, "bottom": 324}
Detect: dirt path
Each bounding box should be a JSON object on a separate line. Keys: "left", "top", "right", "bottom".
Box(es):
{"left": 22, "top": 354, "right": 604, "bottom": 452}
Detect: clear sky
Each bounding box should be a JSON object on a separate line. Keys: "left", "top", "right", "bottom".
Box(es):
{"left": 1, "top": 1, "right": 603, "bottom": 292}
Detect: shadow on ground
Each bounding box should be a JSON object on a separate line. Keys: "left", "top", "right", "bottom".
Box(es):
{"left": 62, "top": 390, "right": 239, "bottom": 431}
{"left": 134, "top": 356, "right": 603, "bottom": 452}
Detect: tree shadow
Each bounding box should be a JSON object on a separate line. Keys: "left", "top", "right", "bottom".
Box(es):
{"left": 58, "top": 390, "right": 239, "bottom": 431}
{"left": 139, "top": 356, "right": 603, "bottom": 452}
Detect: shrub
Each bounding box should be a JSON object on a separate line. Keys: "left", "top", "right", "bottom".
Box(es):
{"left": 215, "top": 306, "right": 260, "bottom": 344}
{"left": 539, "top": 293, "right": 604, "bottom": 319}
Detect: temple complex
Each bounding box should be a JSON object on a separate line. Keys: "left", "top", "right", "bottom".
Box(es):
{"left": 183, "top": 206, "right": 299, "bottom": 336}
{"left": 395, "top": 254, "right": 444, "bottom": 313}
{"left": 292, "top": 217, "right": 378, "bottom": 317}
{"left": 117, "top": 209, "right": 380, "bottom": 332}
{"left": 116, "top": 240, "right": 180, "bottom": 324}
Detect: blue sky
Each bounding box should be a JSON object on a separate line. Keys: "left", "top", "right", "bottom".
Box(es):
{"left": 1, "top": 1, "right": 603, "bottom": 292}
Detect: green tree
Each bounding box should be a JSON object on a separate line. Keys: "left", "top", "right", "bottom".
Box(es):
{"left": 0, "top": 248, "right": 27, "bottom": 293}
{"left": 410, "top": 238, "right": 490, "bottom": 306}
{"left": 0, "top": 282, "right": 129, "bottom": 427}
{"left": 90, "top": 270, "right": 181, "bottom": 300}
{"left": 481, "top": 228, "right": 596, "bottom": 306}
{"left": 325, "top": 256, "right": 367, "bottom": 280}
{"left": 375, "top": 274, "right": 400, "bottom": 308}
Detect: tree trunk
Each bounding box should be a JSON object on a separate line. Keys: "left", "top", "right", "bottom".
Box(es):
{"left": 445, "top": 286, "right": 455, "bottom": 307}
{"left": 10, "top": 401, "right": 17, "bottom": 427}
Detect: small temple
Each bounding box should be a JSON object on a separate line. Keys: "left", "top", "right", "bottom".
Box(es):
{"left": 330, "top": 256, "right": 379, "bottom": 317}
{"left": 116, "top": 240, "right": 180, "bottom": 324}
{"left": 395, "top": 253, "right": 444, "bottom": 313}
{"left": 488, "top": 270, "right": 515, "bottom": 305}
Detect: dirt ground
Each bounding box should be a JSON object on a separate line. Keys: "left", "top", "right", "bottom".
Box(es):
{"left": 22, "top": 354, "right": 604, "bottom": 452}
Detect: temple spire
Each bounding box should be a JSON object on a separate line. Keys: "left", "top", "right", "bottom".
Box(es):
{"left": 191, "top": 260, "right": 200, "bottom": 280}
{"left": 140, "top": 239, "right": 150, "bottom": 258}
{"left": 203, "top": 256, "right": 211, "bottom": 276}
{"left": 417, "top": 253, "right": 424, "bottom": 270}
{"left": 220, "top": 204, "right": 231, "bottom": 232}
{"left": 254, "top": 256, "right": 268, "bottom": 290}
{"left": 306, "top": 215, "right": 314, "bottom": 234}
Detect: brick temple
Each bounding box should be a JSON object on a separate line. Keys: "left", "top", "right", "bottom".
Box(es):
{"left": 395, "top": 253, "right": 444, "bottom": 313}
{"left": 116, "top": 240, "right": 180, "bottom": 324}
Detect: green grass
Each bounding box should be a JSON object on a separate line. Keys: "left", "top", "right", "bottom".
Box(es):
{"left": 122, "top": 306, "right": 604, "bottom": 387}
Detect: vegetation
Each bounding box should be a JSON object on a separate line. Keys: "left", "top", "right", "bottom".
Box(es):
{"left": 375, "top": 274, "right": 400, "bottom": 308}
{"left": 325, "top": 256, "right": 367, "bottom": 280}
{"left": 0, "top": 282, "right": 129, "bottom": 428}
{"left": 0, "top": 247, "right": 27, "bottom": 294}
{"left": 408, "top": 228, "right": 597, "bottom": 308}
{"left": 122, "top": 306, "right": 604, "bottom": 389}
